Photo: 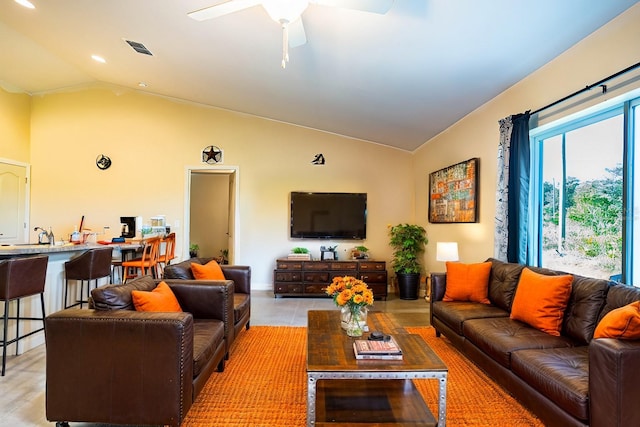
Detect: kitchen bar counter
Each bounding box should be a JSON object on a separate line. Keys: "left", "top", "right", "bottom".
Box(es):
{"left": 0, "top": 243, "right": 118, "bottom": 354}
{"left": 0, "top": 242, "right": 99, "bottom": 258}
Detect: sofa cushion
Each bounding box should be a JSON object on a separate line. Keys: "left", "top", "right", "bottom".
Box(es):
{"left": 164, "top": 257, "right": 220, "bottom": 280}
{"left": 594, "top": 301, "right": 640, "bottom": 339}
{"left": 486, "top": 258, "right": 524, "bottom": 311}
{"left": 191, "top": 260, "right": 225, "bottom": 280}
{"left": 443, "top": 261, "right": 491, "bottom": 304}
{"left": 510, "top": 268, "right": 573, "bottom": 336}
{"left": 562, "top": 274, "right": 610, "bottom": 344}
{"left": 599, "top": 282, "right": 640, "bottom": 321}
{"left": 511, "top": 346, "right": 589, "bottom": 422}
{"left": 432, "top": 301, "right": 508, "bottom": 335}
{"left": 91, "top": 275, "right": 157, "bottom": 310}
{"left": 463, "top": 317, "right": 575, "bottom": 369}
{"left": 132, "top": 281, "right": 183, "bottom": 312}
{"left": 192, "top": 319, "right": 225, "bottom": 378}
{"left": 234, "top": 293, "right": 250, "bottom": 325}
{"left": 163, "top": 260, "right": 196, "bottom": 279}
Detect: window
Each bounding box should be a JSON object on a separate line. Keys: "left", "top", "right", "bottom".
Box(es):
{"left": 530, "top": 95, "right": 640, "bottom": 284}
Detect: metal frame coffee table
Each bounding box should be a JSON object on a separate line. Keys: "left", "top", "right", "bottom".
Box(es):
{"left": 307, "top": 310, "right": 447, "bottom": 426}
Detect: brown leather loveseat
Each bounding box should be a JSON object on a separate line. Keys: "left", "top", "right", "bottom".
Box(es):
{"left": 430, "top": 258, "right": 640, "bottom": 427}
{"left": 163, "top": 257, "right": 251, "bottom": 344}
{"left": 45, "top": 275, "right": 234, "bottom": 427}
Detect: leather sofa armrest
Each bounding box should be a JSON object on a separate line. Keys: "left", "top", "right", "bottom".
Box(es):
{"left": 221, "top": 265, "right": 251, "bottom": 295}
{"left": 430, "top": 273, "right": 447, "bottom": 330}
{"left": 589, "top": 338, "right": 640, "bottom": 427}
{"left": 160, "top": 279, "right": 235, "bottom": 344}
{"left": 45, "top": 309, "right": 194, "bottom": 426}
{"left": 430, "top": 273, "right": 447, "bottom": 302}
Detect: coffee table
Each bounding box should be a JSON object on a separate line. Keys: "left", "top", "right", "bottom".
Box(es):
{"left": 307, "top": 310, "right": 447, "bottom": 426}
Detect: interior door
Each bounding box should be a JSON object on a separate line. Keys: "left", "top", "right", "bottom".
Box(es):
{"left": 0, "top": 161, "right": 29, "bottom": 244}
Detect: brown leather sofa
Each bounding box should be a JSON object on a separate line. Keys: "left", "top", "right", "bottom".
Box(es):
{"left": 430, "top": 258, "right": 640, "bottom": 427}
{"left": 163, "top": 257, "right": 251, "bottom": 344}
{"left": 45, "top": 275, "right": 234, "bottom": 427}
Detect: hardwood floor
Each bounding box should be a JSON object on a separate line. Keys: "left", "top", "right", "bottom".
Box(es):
{"left": 0, "top": 290, "right": 429, "bottom": 426}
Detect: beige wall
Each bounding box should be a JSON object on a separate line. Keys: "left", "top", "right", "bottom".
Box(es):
{"left": 4, "top": 3, "right": 639, "bottom": 290}
{"left": 26, "top": 85, "right": 413, "bottom": 289}
{"left": 414, "top": 3, "right": 640, "bottom": 274}
{"left": 0, "top": 88, "right": 30, "bottom": 162}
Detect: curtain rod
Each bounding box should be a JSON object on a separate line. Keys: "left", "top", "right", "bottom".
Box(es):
{"left": 530, "top": 60, "right": 640, "bottom": 116}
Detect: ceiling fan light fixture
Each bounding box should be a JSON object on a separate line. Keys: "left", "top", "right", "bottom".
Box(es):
{"left": 262, "top": 0, "right": 308, "bottom": 24}
{"left": 261, "top": 0, "right": 308, "bottom": 69}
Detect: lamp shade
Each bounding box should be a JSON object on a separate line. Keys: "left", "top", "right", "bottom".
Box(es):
{"left": 436, "top": 242, "right": 459, "bottom": 262}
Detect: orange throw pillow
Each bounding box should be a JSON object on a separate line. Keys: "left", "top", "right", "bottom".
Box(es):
{"left": 191, "top": 260, "right": 226, "bottom": 280}
{"left": 443, "top": 261, "right": 492, "bottom": 304}
{"left": 594, "top": 301, "right": 640, "bottom": 339}
{"left": 510, "top": 268, "right": 573, "bottom": 336}
{"left": 132, "top": 281, "right": 182, "bottom": 312}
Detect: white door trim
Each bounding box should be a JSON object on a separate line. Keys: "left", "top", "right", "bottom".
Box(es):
{"left": 184, "top": 165, "right": 239, "bottom": 263}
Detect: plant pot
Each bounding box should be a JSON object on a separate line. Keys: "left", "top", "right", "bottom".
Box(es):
{"left": 189, "top": 251, "right": 198, "bottom": 258}
{"left": 397, "top": 272, "right": 420, "bottom": 300}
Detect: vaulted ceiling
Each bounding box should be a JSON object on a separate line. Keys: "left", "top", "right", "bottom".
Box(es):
{"left": 0, "top": 0, "right": 637, "bottom": 151}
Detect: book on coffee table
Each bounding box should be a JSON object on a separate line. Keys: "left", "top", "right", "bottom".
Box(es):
{"left": 353, "top": 336, "right": 403, "bottom": 360}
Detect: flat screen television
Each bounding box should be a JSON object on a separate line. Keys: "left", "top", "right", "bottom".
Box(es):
{"left": 290, "top": 192, "right": 367, "bottom": 239}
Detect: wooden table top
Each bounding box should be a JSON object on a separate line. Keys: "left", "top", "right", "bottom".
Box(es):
{"left": 307, "top": 310, "right": 447, "bottom": 373}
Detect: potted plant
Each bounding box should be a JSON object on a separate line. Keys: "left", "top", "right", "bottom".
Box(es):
{"left": 189, "top": 243, "right": 199, "bottom": 258}
{"left": 219, "top": 249, "right": 229, "bottom": 264}
{"left": 388, "top": 223, "right": 428, "bottom": 300}
{"left": 352, "top": 245, "right": 369, "bottom": 259}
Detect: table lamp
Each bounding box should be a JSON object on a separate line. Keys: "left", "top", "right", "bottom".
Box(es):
{"left": 436, "top": 242, "right": 459, "bottom": 262}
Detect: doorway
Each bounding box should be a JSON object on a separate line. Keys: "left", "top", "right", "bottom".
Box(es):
{"left": 185, "top": 166, "right": 238, "bottom": 263}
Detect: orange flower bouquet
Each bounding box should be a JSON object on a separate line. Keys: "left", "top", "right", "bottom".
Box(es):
{"left": 325, "top": 276, "right": 374, "bottom": 336}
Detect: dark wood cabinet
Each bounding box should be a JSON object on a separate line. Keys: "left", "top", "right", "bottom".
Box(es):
{"left": 274, "top": 259, "right": 388, "bottom": 300}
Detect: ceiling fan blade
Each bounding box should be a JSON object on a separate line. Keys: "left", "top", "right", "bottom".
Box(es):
{"left": 288, "top": 18, "right": 307, "bottom": 47}
{"left": 188, "top": 0, "right": 262, "bottom": 21}
{"left": 311, "top": 0, "right": 393, "bottom": 14}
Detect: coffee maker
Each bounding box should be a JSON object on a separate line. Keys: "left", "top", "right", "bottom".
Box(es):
{"left": 120, "top": 216, "right": 136, "bottom": 238}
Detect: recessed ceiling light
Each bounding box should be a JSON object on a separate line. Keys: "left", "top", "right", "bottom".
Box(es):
{"left": 138, "top": 82, "right": 148, "bottom": 88}
{"left": 15, "top": 0, "right": 35, "bottom": 9}
{"left": 91, "top": 55, "right": 106, "bottom": 63}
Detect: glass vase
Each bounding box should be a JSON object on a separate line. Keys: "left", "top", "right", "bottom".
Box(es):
{"left": 340, "top": 305, "right": 367, "bottom": 337}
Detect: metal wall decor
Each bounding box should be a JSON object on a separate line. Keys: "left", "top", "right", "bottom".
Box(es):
{"left": 429, "top": 158, "right": 479, "bottom": 223}
{"left": 96, "top": 154, "right": 112, "bottom": 170}
{"left": 202, "top": 145, "right": 223, "bottom": 164}
{"left": 311, "top": 153, "right": 325, "bottom": 165}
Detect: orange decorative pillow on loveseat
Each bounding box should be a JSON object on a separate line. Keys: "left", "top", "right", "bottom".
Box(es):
{"left": 131, "top": 281, "right": 182, "bottom": 312}
{"left": 510, "top": 268, "right": 573, "bottom": 336}
{"left": 191, "top": 260, "right": 226, "bottom": 280}
{"left": 443, "top": 261, "right": 492, "bottom": 304}
{"left": 594, "top": 301, "right": 640, "bottom": 339}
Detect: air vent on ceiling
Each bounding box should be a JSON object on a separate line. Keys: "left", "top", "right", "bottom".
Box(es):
{"left": 125, "top": 39, "right": 153, "bottom": 56}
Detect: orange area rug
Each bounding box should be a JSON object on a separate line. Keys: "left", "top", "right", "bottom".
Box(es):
{"left": 182, "top": 326, "right": 543, "bottom": 426}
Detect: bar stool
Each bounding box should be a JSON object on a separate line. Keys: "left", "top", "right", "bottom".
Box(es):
{"left": 64, "top": 247, "right": 113, "bottom": 309}
{"left": 0, "top": 255, "right": 48, "bottom": 376}
{"left": 122, "top": 236, "right": 161, "bottom": 283}
{"left": 156, "top": 232, "right": 176, "bottom": 277}
{"left": 110, "top": 246, "right": 123, "bottom": 284}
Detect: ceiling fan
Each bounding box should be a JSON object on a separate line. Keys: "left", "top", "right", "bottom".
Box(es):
{"left": 188, "top": 0, "right": 394, "bottom": 68}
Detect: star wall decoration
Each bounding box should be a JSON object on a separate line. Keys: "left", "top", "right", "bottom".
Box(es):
{"left": 202, "top": 145, "right": 223, "bottom": 164}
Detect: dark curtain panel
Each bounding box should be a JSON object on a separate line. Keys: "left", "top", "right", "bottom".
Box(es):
{"left": 506, "top": 111, "right": 531, "bottom": 263}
